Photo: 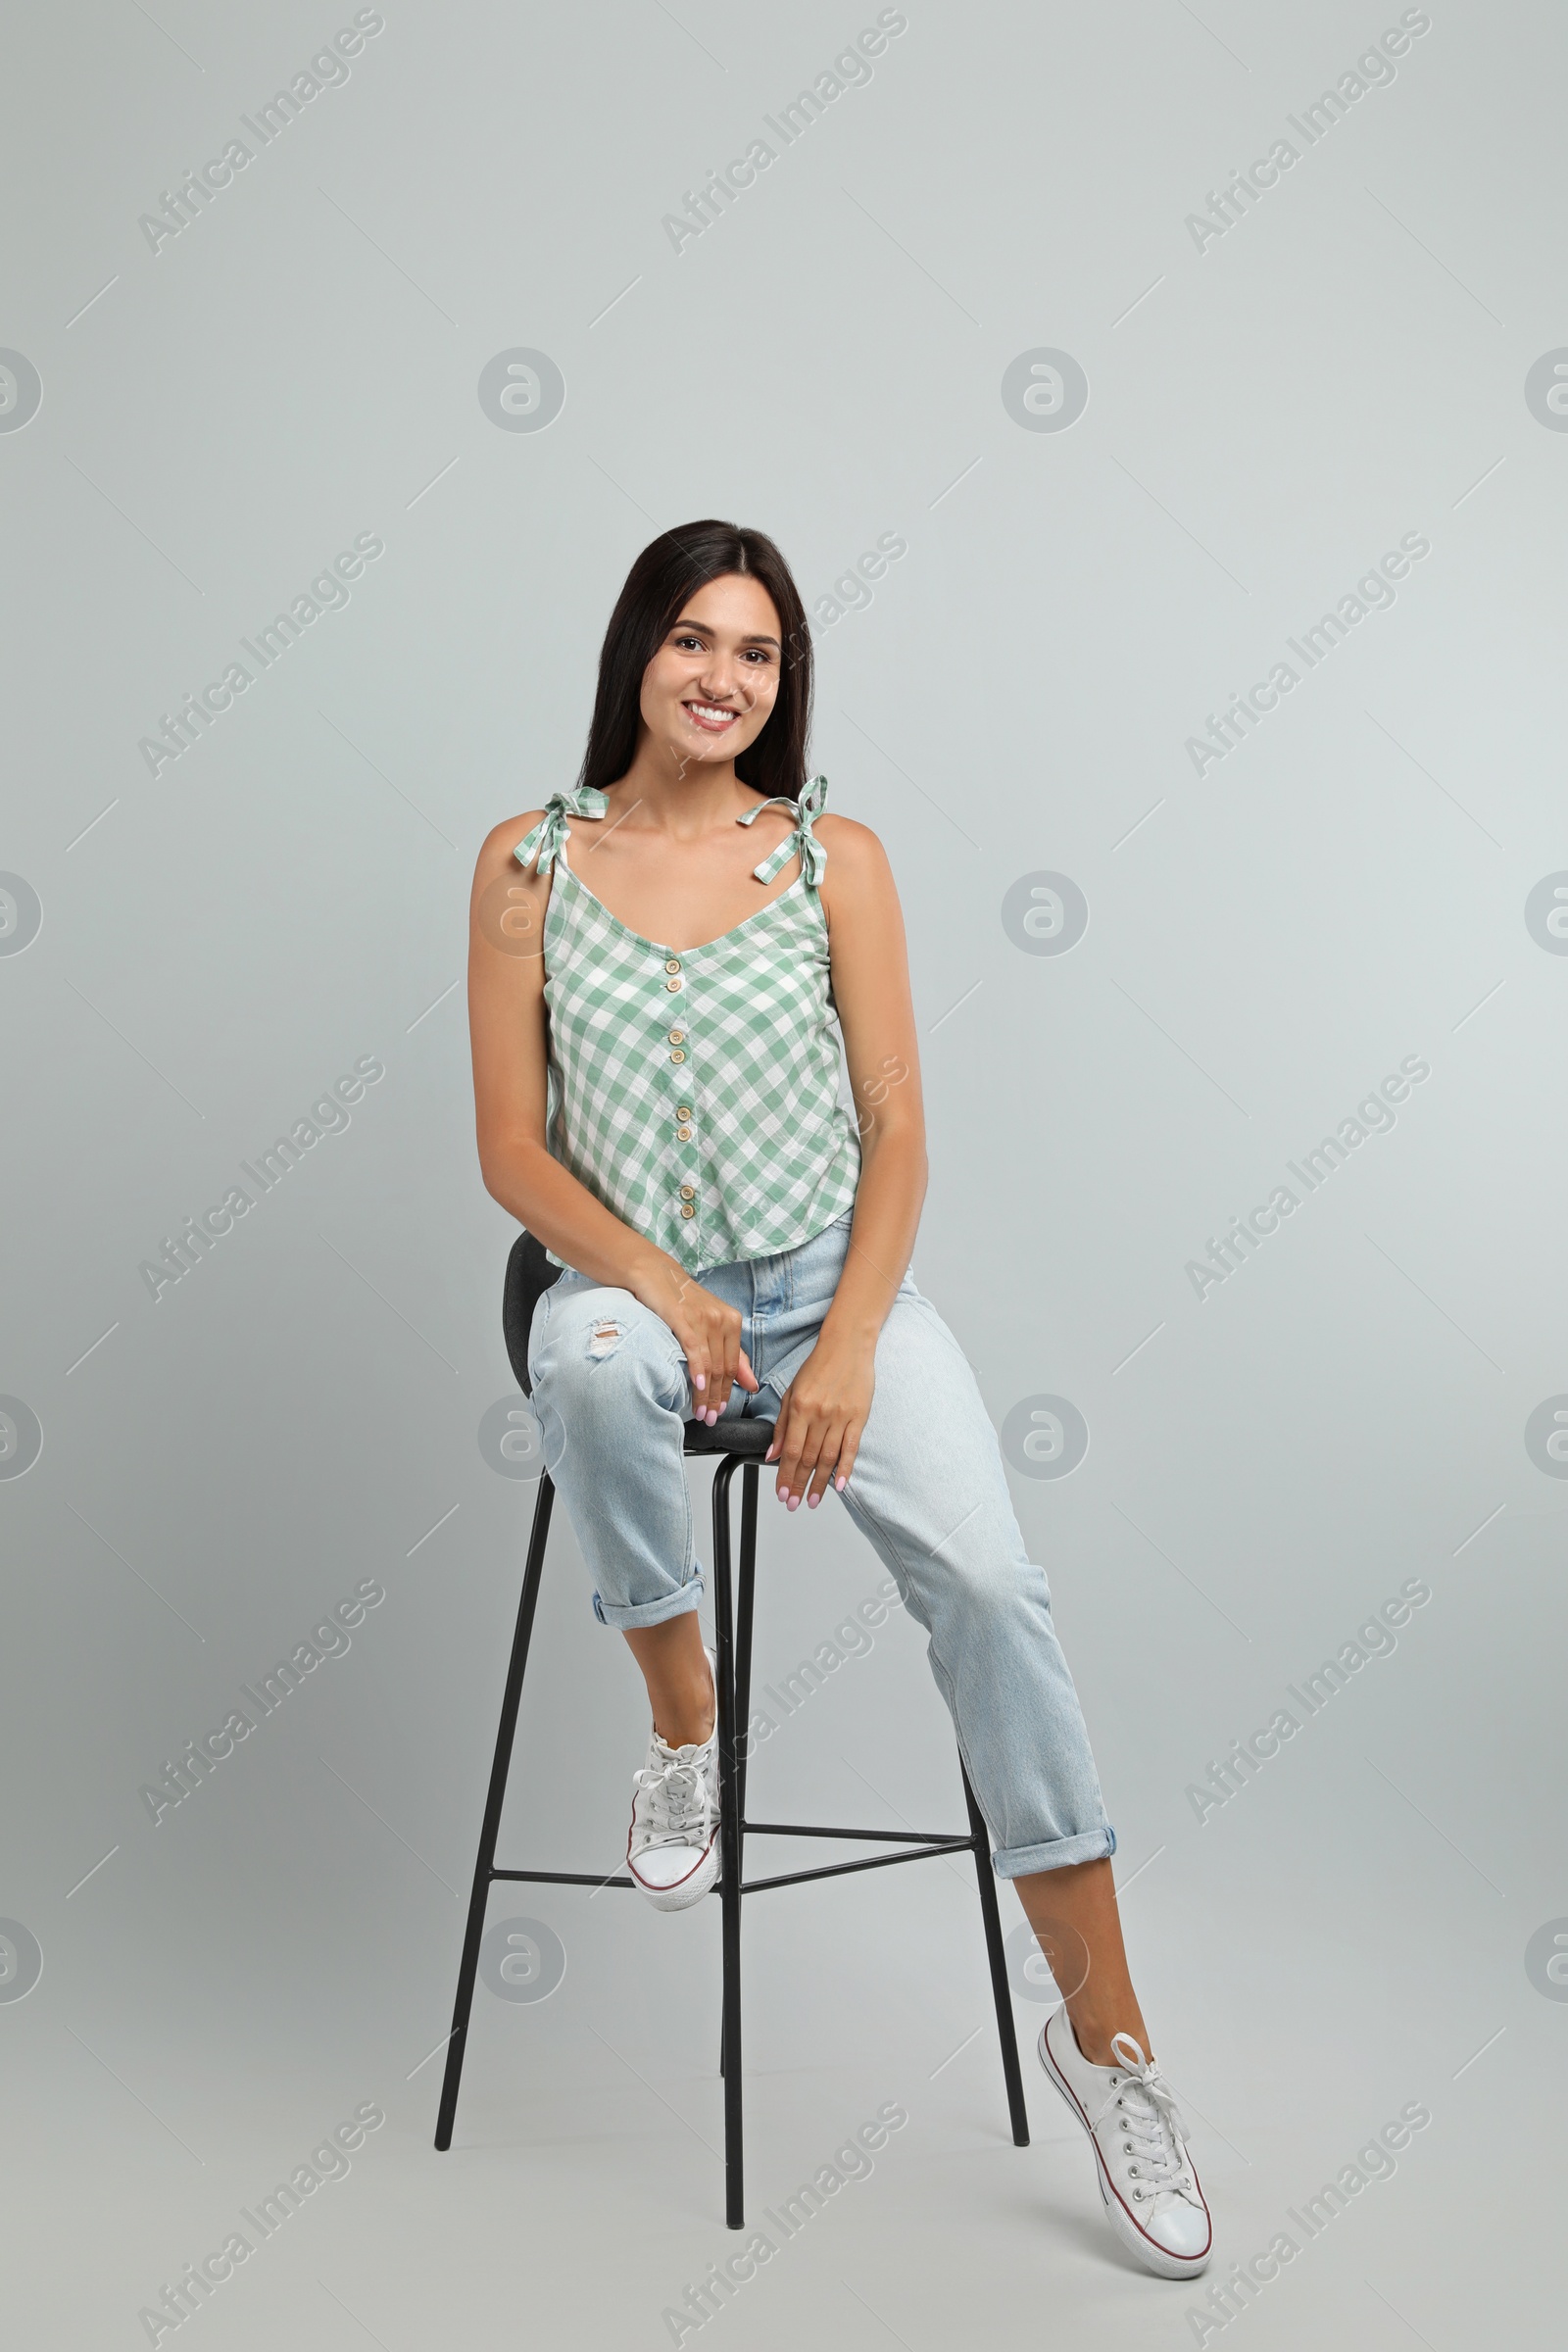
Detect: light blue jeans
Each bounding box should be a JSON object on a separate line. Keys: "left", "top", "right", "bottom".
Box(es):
{"left": 526, "top": 1207, "right": 1115, "bottom": 1878}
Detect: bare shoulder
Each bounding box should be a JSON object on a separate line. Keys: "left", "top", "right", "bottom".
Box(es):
{"left": 816, "top": 812, "right": 906, "bottom": 955}
{"left": 473, "top": 809, "right": 548, "bottom": 891}
{"left": 816, "top": 811, "right": 898, "bottom": 894}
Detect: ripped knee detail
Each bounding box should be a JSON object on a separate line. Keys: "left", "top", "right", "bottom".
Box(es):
{"left": 572, "top": 1306, "right": 686, "bottom": 1405}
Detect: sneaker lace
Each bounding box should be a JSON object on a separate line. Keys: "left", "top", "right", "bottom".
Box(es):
{"left": 632, "top": 1749, "right": 715, "bottom": 1851}
{"left": 1091, "top": 2032, "right": 1199, "bottom": 2202}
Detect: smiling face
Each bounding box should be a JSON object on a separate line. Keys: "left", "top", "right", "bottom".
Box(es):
{"left": 638, "top": 571, "right": 784, "bottom": 768}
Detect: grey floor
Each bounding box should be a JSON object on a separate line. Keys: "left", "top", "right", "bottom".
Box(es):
{"left": 7, "top": 1529, "right": 1556, "bottom": 2351}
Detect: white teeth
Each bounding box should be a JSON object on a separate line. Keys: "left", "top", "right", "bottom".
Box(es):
{"left": 687, "top": 703, "right": 735, "bottom": 724}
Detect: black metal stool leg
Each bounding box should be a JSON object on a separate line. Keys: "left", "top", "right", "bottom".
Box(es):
{"left": 718, "top": 1461, "right": 760, "bottom": 2086}
{"left": 960, "top": 1764, "right": 1031, "bottom": 2147}
{"left": 734, "top": 1462, "right": 759, "bottom": 1826}
{"left": 434, "top": 1474, "right": 557, "bottom": 2151}
{"left": 710, "top": 1454, "right": 746, "bottom": 2227}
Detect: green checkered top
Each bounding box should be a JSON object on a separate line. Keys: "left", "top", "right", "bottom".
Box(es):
{"left": 514, "top": 775, "right": 862, "bottom": 1273}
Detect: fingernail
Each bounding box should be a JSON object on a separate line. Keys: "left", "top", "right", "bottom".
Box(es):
{"left": 787, "top": 1494, "right": 801, "bottom": 1511}
{"left": 835, "top": 1475, "right": 846, "bottom": 1491}
{"left": 808, "top": 1493, "right": 820, "bottom": 1508}
{"left": 777, "top": 1487, "right": 789, "bottom": 1502}
{"left": 693, "top": 1373, "right": 706, "bottom": 1390}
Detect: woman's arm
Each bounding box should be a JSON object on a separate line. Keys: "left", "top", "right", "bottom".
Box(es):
{"left": 467, "top": 818, "right": 758, "bottom": 1405}
{"left": 819, "top": 813, "right": 929, "bottom": 1340}
{"left": 469, "top": 814, "right": 657, "bottom": 1279}
{"left": 764, "top": 814, "right": 928, "bottom": 1505}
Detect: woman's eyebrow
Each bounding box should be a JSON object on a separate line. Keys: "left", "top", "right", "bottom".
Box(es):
{"left": 670, "top": 616, "right": 781, "bottom": 650}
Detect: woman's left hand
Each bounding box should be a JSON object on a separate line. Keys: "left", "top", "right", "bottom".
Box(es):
{"left": 764, "top": 1328, "right": 877, "bottom": 1507}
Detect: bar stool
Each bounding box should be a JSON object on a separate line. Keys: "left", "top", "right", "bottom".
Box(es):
{"left": 434, "top": 1231, "right": 1030, "bottom": 2226}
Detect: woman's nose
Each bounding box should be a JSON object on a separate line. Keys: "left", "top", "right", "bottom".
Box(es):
{"left": 701, "top": 663, "right": 750, "bottom": 708}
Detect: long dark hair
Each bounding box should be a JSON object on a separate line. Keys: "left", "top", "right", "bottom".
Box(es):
{"left": 576, "top": 520, "right": 812, "bottom": 804}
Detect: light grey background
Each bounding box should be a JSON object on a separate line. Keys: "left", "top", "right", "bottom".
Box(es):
{"left": 3, "top": 2, "right": 1565, "bottom": 2345}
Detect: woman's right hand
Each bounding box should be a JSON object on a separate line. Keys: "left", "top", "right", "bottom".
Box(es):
{"left": 632, "top": 1261, "right": 760, "bottom": 1426}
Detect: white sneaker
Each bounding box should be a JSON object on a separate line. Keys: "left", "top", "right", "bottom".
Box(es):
{"left": 626, "top": 1646, "right": 720, "bottom": 1911}
{"left": 1038, "top": 2003, "right": 1212, "bottom": 2278}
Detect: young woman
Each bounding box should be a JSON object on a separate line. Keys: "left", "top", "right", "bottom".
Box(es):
{"left": 466, "top": 520, "right": 1212, "bottom": 2280}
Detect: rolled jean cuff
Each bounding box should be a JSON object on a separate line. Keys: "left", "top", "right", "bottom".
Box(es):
{"left": 591, "top": 1574, "right": 706, "bottom": 1632}
{"left": 992, "top": 1824, "right": 1117, "bottom": 1880}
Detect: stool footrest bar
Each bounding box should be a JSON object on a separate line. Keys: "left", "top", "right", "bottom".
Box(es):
{"left": 742, "top": 1820, "right": 972, "bottom": 1846}
{"left": 491, "top": 1838, "right": 975, "bottom": 1894}
{"left": 735, "top": 1841, "right": 974, "bottom": 1894}
{"left": 492, "top": 1868, "right": 635, "bottom": 1888}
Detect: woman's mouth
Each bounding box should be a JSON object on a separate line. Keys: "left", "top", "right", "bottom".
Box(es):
{"left": 683, "top": 700, "right": 739, "bottom": 735}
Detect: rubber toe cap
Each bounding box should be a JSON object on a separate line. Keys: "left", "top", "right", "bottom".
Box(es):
{"left": 631, "top": 1845, "right": 708, "bottom": 1890}
{"left": 1143, "top": 2194, "right": 1211, "bottom": 2263}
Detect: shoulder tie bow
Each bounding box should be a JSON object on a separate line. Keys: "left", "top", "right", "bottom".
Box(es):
{"left": 513, "top": 785, "right": 610, "bottom": 876}
{"left": 736, "top": 773, "right": 830, "bottom": 887}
